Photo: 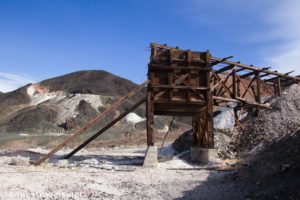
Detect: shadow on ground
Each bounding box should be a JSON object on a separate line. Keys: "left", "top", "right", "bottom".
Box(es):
{"left": 175, "top": 170, "right": 250, "bottom": 200}
{"left": 0, "top": 150, "right": 145, "bottom": 166}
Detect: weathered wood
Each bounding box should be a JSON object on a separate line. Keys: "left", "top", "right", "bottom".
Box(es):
{"left": 211, "top": 56, "right": 300, "bottom": 81}
{"left": 64, "top": 97, "right": 147, "bottom": 159}
{"left": 265, "top": 70, "right": 296, "bottom": 83}
{"left": 242, "top": 75, "right": 257, "bottom": 98}
{"left": 213, "top": 96, "right": 240, "bottom": 103}
{"left": 255, "top": 72, "right": 261, "bottom": 116}
{"left": 205, "top": 51, "right": 214, "bottom": 148}
{"left": 33, "top": 80, "right": 149, "bottom": 165}
{"left": 232, "top": 69, "right": 237, "bottom": 99}
{"left": 277, "top": 77, "right": 282, "bottom": 97}
{"left": 212, "top": 72, "right": 233, "bottom": 97}
{"left": 168, "top": 72, "right": 173, "bottom": 101}
{"left": 146, "top": 89, "right": 154, "bottom": 146}
{"left": 151, "top": 85, "right": 208, "bottom": 90}
{"left": 215, "top": 64, "right": 234, "bottom": 74}
{"left": 210, "top": 56, "right": 233, "bottom": 67}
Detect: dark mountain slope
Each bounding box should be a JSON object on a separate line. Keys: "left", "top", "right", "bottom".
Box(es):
{"left": 40, "top": 70, "right": 139, "bottom": 96}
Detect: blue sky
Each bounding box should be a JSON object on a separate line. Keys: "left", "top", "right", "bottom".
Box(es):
{"left": 0, "top": 0, "right": 299, "bottom": 92}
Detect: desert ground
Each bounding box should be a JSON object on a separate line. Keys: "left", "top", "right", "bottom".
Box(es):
{"left": 0, "top": 146, "right": 247, "bottom": 200}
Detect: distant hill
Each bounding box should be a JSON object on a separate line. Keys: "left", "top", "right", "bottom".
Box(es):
{"left": 39, "top": 70, "right": 138, "bottom": 96}
{"left": 0, "top": 70, "right": 171, "bottom": 137}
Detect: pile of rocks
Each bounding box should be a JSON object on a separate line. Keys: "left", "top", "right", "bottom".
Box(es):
{"left": 234, "top": 84, "right": 300, "bottom": 157}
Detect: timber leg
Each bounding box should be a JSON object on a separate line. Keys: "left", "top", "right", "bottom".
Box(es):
{"left": 146, "top": 89, "right": 154, "bottom": 146}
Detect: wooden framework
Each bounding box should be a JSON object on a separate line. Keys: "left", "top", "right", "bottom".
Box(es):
{"left": 147, "top": 43, "right": 300, "bottom": 149}
{"left": 33, "top": 43, "right": 300, "bottom": 165}
{"left": 147, "top": 43, "right": 214, "bottom": 148}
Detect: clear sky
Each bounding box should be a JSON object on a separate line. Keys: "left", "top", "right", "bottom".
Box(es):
{"left": 0, "top": 0, "right": 299, "bottom": 92}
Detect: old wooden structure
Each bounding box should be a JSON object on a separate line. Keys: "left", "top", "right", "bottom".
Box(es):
{"left": 33, "top": 43, "right": 300, "bottom": 165}
{"left": 147, "top": 43, "right": 214, "bottom": 148}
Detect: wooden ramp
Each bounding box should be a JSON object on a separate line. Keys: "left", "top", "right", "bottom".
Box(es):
{"left": 33, "top": 80, "right": 149, "bottom": 165}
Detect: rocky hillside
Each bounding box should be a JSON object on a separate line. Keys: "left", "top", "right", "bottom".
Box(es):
{"left": 0, "top": 70, "right": 172, "bottom": 136}
{"left": 39, "top": 70, "right": 138, "bottom": 96}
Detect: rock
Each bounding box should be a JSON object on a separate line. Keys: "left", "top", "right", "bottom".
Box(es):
{"left": 78, "top": 158, "right": 100, "bottom": 166}
{"left": 8, "top": 156, "right": 30, "bottom": 166}
{"left": 55, "top": 159, "right": 69, "bottom": 168}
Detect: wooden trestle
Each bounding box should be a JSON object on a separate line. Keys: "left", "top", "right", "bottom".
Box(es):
{"left": 33, "top": 43, "right": 300, "bottom": 165}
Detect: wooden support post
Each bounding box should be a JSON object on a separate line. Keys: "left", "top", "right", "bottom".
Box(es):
{"left": 255, "top": 72, "right": 261, "bottom": 117}
{"left": 168, "top": 72, "right": 173, "bottom": 102}
{"left": 237, "top": 75, "right": 241, "bottom": 97}
{"left": 205, "top": 51, "right": 214, "bottom": 148}
{"left": 232, "top": 69, "right": 237, "bottom": 99}
{"left": 277, "top": 77, "right": 282, "bottom": 97}
{"left": 234, "top": 107, "right": 239, "bottom": 126}
{"left": 192, "top": 116, "right": 199, "bottom": 146}
{"left": 213, "top": 75, "right": 218, "bottom": 96}
{"left": 146, "top": 87, "right": 154, "bottom": 146}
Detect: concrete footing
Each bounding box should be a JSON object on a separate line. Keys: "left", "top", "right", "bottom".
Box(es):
{"left": 191, "top": 147, "right": 218, "bottom": 163}
{"left": 143, "top": 146, "right": 158, "bottom": 167}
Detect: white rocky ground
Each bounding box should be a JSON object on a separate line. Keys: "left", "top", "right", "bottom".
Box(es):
{"left": 0, "top": 147, "right": 245, "bottom": 200}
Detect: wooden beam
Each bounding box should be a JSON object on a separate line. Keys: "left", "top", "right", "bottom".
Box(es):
{"left": 236, "top": 97, "right": 271, "bottom": 109}
{"left": 151, "top": 85, "right": 208, "bottom": 90}
{"left": 255, "top": 72, "right": 261, "bottom": 116}
{"left": 242, "top": 75, "right": 257, "bottom": 98}
{"left": 215, "top": 64, "right": 234, "bottom": 74}
{"left": 210, "top": 56, "right": 233, "bottom": 67}
{"left": 32, "top": 80, "right": 150, "bottom": 165}
{"left": 146, "top": 89, "right": 154, "bottom": 146}
{"left": 149, "top": 65, "right": 211, "bottom": 71}
{"left": 264, "top": 71, "right": 295, "bottom": 83}
{"left": 211, "top": 56, "right": 300, "bottom": 81}
{"left": 277, "top": 77, "right": 282, "bottom": 97}
{"left": 212, "top": 71, "right": 233, "bottom": 97}
{"left": 240, "top": 67, "right": 270, "bottom": 78}
{"left": 205, "top": 51, "right": 214, "bottom": 148}
{"left": 64, "top": 97, "right": 147, "bottom": 159}
{"left": 232, "top": 69, "right": 237, "bottom": 99}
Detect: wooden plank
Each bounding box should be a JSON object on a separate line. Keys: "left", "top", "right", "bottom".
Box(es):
{"left": 172, "top": 74, "right": 205, "bottom": 99}
{"left": 187, "top": 73, "right": 192, "bottom": 102}
{"left": 240, "top": 67, "right": 270, "bottom": 79}
{"left": 212, "top": 71, "right": 233, "bottom": 97}
{"left": 205, "top": 51, "right": 214, "bottom": 148}
{"left": 216, "top": 71, "right": 233, "bottom": 96}
{"left": 146, "top": 89, "right": 154, "bottom": 146}
{"left": 32, "top": 80, "right": 149, "bottom": 165}
{"left": 168, "top": 72, "right": 173, "bottom": 101}
{"left": 242, "top": 75, "right": 257, "bottom": 98}
{"left": 256, "top": 72, "right": 261, "bottom": 103}
{"left": 277, "top": 77, "right": 282, "bottom": 97}
{"left": 151, "top": 85, "right": 208, "bottom": 90}
{"left": 149, "top": 65, "right": 210, "bottom": 71}
{"left": 264, "top": 70, "right": 295, "bottom": 83}
{"left": 236, "top": 97, "right": 271, "bottom": 109}
{"left": 211, "top": 56, "right": 300, "bottom": 81}
{"left": 64, "top": 97, "right": 147, "bottom": 159}
{"left": 215, "top": 64, "right": 234, "bottom": 74}
{"left": 255, "top": 72, "right": 261, "bottom": 116}
{"left": 213, "top": 96, "right": 240, "bottom": 103}
{"left": 210, "top": 56, "right": 233, "bottom": 68}
{"left": 232, "top": 69, "right": 237, "bottom": 98}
